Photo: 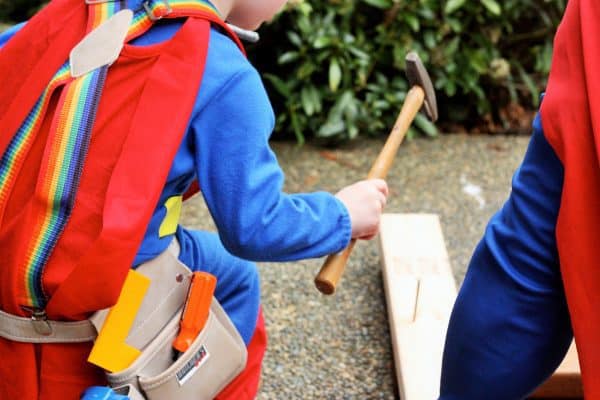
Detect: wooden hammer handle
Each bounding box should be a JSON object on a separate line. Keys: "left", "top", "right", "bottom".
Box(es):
{"left": 314, "top": 85, "right": 426, "bottom": 295}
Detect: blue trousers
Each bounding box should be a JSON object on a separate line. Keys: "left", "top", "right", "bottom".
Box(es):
{"left": 439, "top": 116, "right": 573, "bottom": 399}
{"left": 176, "top": 227, "right": 260, "bottom": 345}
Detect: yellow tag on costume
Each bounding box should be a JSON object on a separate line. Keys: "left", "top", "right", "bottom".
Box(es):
{"left": 159, "top": 195, "right": 183, "bottom": 238}
{"left": 88, "top": 270, "right": 150, "bottom": 372}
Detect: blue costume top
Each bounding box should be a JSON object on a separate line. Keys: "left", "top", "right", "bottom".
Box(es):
{"left": 439, "top": 113, "right": 573, "bottom": 399}
{"left": 131, "top": 21, "right": 351, "bottom": 265}
{"left": 0, "top": 7, "right": 351, "bottom": 345}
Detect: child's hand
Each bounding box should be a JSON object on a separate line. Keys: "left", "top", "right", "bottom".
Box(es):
{"left": 335, "top": 179, "right": 389, "bottom": 240}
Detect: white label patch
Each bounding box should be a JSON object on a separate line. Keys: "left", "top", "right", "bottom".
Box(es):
{"left": 176, "top": 345, "right": 210, "bottom": 386}
{"left": 69, "top": 9, "right": 133, "bottom": 77}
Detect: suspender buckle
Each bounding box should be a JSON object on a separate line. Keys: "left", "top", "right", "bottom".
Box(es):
{"left": 143, "top": 0, "right": 172, "bottom": 21}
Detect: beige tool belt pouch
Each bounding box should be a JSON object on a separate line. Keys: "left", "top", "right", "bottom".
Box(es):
{"left": 96, "top": 240, "right": 248, "bottom": 400}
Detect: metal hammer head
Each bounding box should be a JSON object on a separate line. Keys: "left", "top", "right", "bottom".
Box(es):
{"left": 405, "top": 51, "right": 438, "bottom": 122}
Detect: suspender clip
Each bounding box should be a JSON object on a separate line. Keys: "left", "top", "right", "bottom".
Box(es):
{"left": 31, "top": 309, "right": 53, "bottom": 336}
{"left": 21, "top": 307, "right": 53, "bottom": 336}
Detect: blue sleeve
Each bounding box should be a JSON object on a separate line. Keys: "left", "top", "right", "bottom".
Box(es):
{"left": 192, "top": 67, "right": 351, "bottom": 262}
{"left": 440, "top": 113, "right": 572, "bottom": 399}
{"left": 0, "top": 22, "right": 25, "bottom": 49}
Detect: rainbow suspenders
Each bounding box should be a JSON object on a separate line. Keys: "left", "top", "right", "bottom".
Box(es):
{"left": 0, "top": 0, "right": 222, "bottom": 315}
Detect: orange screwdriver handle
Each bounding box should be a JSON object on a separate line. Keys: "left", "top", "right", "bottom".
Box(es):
{"left": 172, "top": 271, "right": 217, "bottom": 354}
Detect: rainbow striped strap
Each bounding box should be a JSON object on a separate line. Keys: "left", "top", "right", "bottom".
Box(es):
{"left": 128, "top": 0, "right": 221, "bottom": 41}
{"left": 0, "top": 0, "right": 221, "bottom": 310}
{"left": 86, "top": 0, "right": 222, "bottom": 42}
{"left": 14, "top": 2, "right": 125, "bottom": 310}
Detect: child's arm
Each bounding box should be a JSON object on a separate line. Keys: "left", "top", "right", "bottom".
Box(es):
{"left": 440, "top": 114, "right": 570, "bottom": 398}
{"left": 192, "top": 66, "right": 386, "bottom": 262}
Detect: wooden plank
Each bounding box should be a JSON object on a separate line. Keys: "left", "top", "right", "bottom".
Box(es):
{"left": 529, "top": 341, "right": 582, "bottom": 399}
{"left": 379, "top": 213, "right": 456, "bottom": 400}
{"left": 379, "top": 213, "right": 583, "bottom": 400}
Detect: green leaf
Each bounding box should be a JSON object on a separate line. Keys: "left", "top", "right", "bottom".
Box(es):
{"left": 348, "top": 46, "right": 370, "bottom": 61}
{"left": 444, "top": 79, "right": 457, "bottom": 97}
{"left": 446, "top": 17, "right": 463, "bottom": 32}
{"left": 287, "top": 31, "right": 303, "bottom": 47}
{"left": 263, "top": 74, "right": 291, "bottom": 97}
{"left": 297, "top": 16, "right": 311, "bottom": 33}
{"left": 414, "top": 113, "right": 439, "bottom": 137}
{"left": 309, "top": 86, "right": 323, "bottom": 113}
{"left": 424, "top": 31, "right": 437, "bottom": 49}
{"left": 298, "top": 62, "right": 315, "bottom": 79}
{"left": 348, "top": 124, "right": 359, "bottom": 139}
{"left": 517, "top": 64, "right": 540, "bottom": 107}
{"left": 332, "top": 91, "right": 355, "bottom": 118}
{"left": 418, "top": 8, "right": 436, "bottom": 20}
{"left": 313, "top": 36, "right": 332, "bottom": 49}
{"left": 329, "top": 58, "right": 342, "bottom": 92}
{"left": 278, "top": 51, "right": 299, "bottom": 65}
{"left": 301, "top": 87, "right": 315, "bottom": 116}
{"left": 318, "top": 119, "right": 345, "bottom": 137}
{"left": 362, "top": 0, "right": 392, "bottom": 9}
{"left": 445, "top": 0, "right": 466, "bottom": 14}
{"left": 481, "top": 0, "right": 501, "bottom": 15}
{"left": 295, "top": 2, "right": 312, "bottom": 16}
{"left": 444, "top": 37, "right": 460, "bottom": 58}
{"left": 404, "top": 14, "right": 420, "bottom": 32}
{"left": 290, "top": 109, "right": 305, "bottom": 145}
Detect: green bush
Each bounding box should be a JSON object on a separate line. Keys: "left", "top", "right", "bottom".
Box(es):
{"left": 1, "top": 0, "right": 565, "bottom": 142}
{"left": 249, "top": 0, "right": 565, "bottom": 143}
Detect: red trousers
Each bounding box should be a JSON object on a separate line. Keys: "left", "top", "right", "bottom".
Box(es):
{"left": 217, "top": 309, "right": 267, "bottom": 400}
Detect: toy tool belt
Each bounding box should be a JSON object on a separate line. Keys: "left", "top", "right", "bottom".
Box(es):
{"left": 0, "top": 240, "right": 248, "bottom": 400}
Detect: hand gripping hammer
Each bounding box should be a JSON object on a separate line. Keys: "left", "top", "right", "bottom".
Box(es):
{"left": 314, "top": 51, "right": 439, "bottom": 295}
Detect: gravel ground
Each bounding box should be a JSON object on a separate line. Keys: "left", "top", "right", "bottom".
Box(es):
{"left": 180, "top": 134, "right": 530, "bottom": 399}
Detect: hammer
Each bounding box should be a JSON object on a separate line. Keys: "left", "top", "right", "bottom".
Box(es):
{"left": 314, "top": 51, "right": 438, "bottom": 295}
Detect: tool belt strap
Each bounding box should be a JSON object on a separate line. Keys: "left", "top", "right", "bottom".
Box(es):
{"left": 0, "top": 309, "right": 97, "bottom": 343}
{"left": 0, "top": 239, "right": 182, "bottom": 344}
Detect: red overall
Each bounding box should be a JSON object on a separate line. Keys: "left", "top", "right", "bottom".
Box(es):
{"left": 0, "top": 1, "right": 265, "bottom": 398}
{"left": 541, "top": 0, "right": 600, "bottom": 397}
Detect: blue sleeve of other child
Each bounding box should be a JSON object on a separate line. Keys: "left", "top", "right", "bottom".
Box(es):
{"left": 439, "top": 113, "right": 573, "bottom": 399}
{"left": 189, "top": 33, "right": 351, "bottom": 262}
{"left": 0, "top": 22, "right": 25, "bottom": 49}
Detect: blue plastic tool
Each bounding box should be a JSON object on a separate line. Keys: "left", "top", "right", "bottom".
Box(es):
{"left": 80, "top": 386, "right": 130, "bottom": 400}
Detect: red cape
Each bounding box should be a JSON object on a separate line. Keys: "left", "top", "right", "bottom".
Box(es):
{"left": 541, "top": 0, "right": 600, "bottom": 396}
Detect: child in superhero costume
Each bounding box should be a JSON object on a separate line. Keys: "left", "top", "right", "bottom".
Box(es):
{"left": 439, "top": 0, "right": 600, "bottom": 398}
{"left": 0, "top": 1, "right": 388, "bottom": 399}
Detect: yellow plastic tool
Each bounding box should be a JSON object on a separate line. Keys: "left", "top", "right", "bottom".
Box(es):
{"left": 88, "top": 269, "right": 150, "bottom": 372}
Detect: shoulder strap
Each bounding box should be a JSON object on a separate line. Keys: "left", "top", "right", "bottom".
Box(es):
{"left": 0, "top": 0, "right": 237, "bottom": 318}
{"left": 46, "top": 13, "right": 216, "bottom": 319}
{"left": 131, "top": 0, "right": 246, "bottom": 54}
{"left": 0, "top": 0, "right": 87, "bottom": 163}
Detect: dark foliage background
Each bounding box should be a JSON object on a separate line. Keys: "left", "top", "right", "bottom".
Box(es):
{"left": 0, "top": 0, "right": 45, "bottom": 22}
{"left": 249, "top": 0, "right": 565, "bottom": 142}
{"left": 2, "top": 0, "right": 566, "bottom": 142}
